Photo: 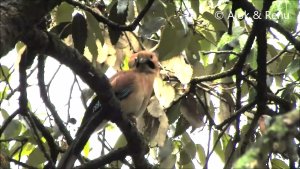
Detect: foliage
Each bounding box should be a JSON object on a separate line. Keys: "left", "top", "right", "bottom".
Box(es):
{"left": 0, "top": 0, "right": 299, "bottom": 168}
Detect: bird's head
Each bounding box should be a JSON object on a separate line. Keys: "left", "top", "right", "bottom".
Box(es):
{"left": 129, "top": 51, "right": 160, "bottom": 74}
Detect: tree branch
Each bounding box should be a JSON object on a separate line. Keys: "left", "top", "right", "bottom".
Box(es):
{"left": 234, "top": 109, "right": 300, "bottom": 168}
{"left": 74, "top": 147, "right": 129, "bottom": 169}
{"left": 21, "top": 28, "right": 151, "bottom": 169}
{"left": 65, "top": 0, "right": 155, "bottom": 31}
{"left": 0, "top": 0, "right": 61, "bottom": 57}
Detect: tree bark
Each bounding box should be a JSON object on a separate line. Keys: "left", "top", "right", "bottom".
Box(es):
{"left": 0, "top": 0, "right": 61, "bottom": 57}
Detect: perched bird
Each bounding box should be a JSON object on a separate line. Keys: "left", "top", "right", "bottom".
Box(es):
{"left": 79, "top": 51, "right": 160, "bottom": 132}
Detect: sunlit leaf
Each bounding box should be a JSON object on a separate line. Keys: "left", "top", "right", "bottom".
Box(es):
{"left": 154, "top": 112, "right": 169, "bottom": 147}
{"left": 196, "top": 144, "right": 206, "bottom": 166}
{"left": 85, "top": 11, "right": 104, "bottom": 44}
{"left": 0, "top": 64, "right": 9, "bottom": 80}
{"left": 269, "top": 0, "right": 298, "bottom": 32}
{"left": 154, "top": 76, "right": 175, "bottom": 108}
{"left": 114, "top": 134, "right": 127, "bottom": 149}
{"left": 83, "top": 140, "right": 90, "bottom": 157}
{"left": 161, "top": 56, "right": 193, "bottom": 84}
{"left": 54, "top": 2, "right": 74, "bottom": 23}
{"left": 271, "top": 158, "right": 289, "bottom": 169}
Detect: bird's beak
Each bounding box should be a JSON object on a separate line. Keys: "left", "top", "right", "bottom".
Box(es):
{"left": 138, "top": 57, "right": 155, "bottom": 69}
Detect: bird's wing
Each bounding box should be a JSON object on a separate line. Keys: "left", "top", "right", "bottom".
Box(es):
{"left": 110, "top": 71, "right": 136, "bottom": 100}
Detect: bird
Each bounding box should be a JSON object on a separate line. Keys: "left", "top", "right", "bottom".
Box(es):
{"left": 79, "top": 51, "right": 160, "bottom": 132}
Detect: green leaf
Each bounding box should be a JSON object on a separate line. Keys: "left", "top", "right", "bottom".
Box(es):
{"left": 246, "top": 47, "right": 258, "bottom": 69}
{"left": 114, "top": 134, "right": 127, "bottom": 149}
{"left": 251, "top": 0, "right": 263, "bottom": 10}
{"left": 3, "top": 120, "right": 22, "bottom": 138}
{"left": 54, "top": 2, "right": 74, "bottom": 23}
{"left": 27, "top": 148, "right": 46, "bottom": 167}
{"left": 196, "top": 144, "right": 206, "bottom": 166}
{"left": 213, "top": 130, "right": 224, "bottom": 162}
{"left": 156, "top": 17, "right": 192, "bottom": 61}
{"left": 173, "top": 116, "right": 190, "bottom": 138}
{"left": 248, "top": 86, "right": 257, "bottom": 103}
{"left": 0, "top": 65, "right": 9, "bottom": 81}
{"left": 83, "top": 140, "right": 90, "bottom": 157}
{"left": 202, "top": 11, "right": 227, "bottom": 32}
{"left": 285, "top": 58, "right": 300, "bottom": 75}
{"left": 190, "top": 0, "right": 199, "bottom": 16}
{"left": 159, "top": 139, "right": 173, "bottom": 161}
{"left": 180, "top": 94, "right": 205, "bottom": 128}
{"left": 1, "top": 109, "right": 9, "bottom": 120}
{"left": 180, "top": 160, "right": 195, "bottom": 169}
{"left": 85, "top": 11, "right": 104, "bottom": 44}
{"left": 186, "top": 34, "right": 202, "bottom": 63}
{"left": 275, "top": 53, "right": 294, "bottom": 73}
{"left": 139, "top": 17, "right": 166, "bottom": 38}
{"left": 179, "top": 149, "right": 191, "bottom": 165}
{"left": 281, "top": 84, "right": 296, "bottom": 102}
{"left": 166, "top": 101, "right": 181, "bottom": 124}
{"left": 217, "top": 27, "right": 244, "bottom": 49}
{"left": 183, "top": 141, "right": 196, "bottom": 161}
{"left": 269, "top": 0, "right": 298, "bottom": 32}
{"left": 181, "top": 133, "right": 196, "bottom": 160}
{"left": 72, "top": 13, "right": 88, "bottom": 54}
{"left": 271, "top": 158, "right": 289, "bottom": 169}
{"left": 160, "top": 154, "right": 176, "bottom": 169}
{"left": 224, "top": 139, "right": 234, "bottom": 168}
{"left": 201, "top": 30, "right": 216, "bottom": 45}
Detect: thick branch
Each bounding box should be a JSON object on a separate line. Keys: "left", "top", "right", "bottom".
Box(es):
{"left": 0, "top": 0, "right": 62, "bottom": 57}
